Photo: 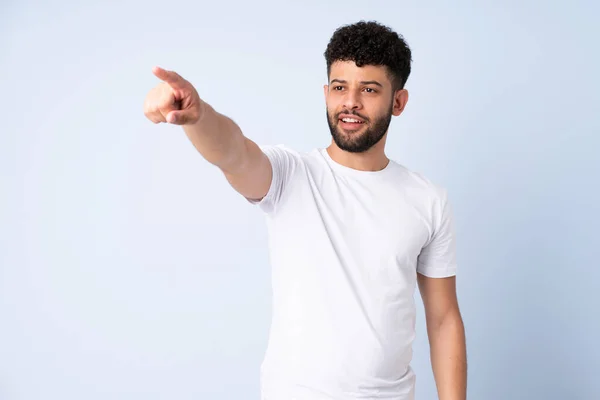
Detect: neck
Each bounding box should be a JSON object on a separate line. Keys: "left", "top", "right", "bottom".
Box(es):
{"left": 326, "top": 139, "right": 389, "bottom": 172}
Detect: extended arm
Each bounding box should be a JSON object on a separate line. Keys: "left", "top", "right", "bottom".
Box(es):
{"left": 143, "top": 66, "right": 272, "bottom": 201}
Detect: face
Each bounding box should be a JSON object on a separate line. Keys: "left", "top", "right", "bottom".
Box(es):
{"left": 324, "top": 61, "right": 408, "bottom": 153}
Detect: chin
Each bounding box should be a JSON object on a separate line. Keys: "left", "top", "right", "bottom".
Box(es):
{"left": 332, "top": 135, "right": 367, "bottom": 153}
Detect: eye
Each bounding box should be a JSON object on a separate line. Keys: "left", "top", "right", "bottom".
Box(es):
{"left": 333, "top": 86, "right": 344, "bottom": 91}
{"left": 364, "top": 87, "right": 377, "bottom": 93}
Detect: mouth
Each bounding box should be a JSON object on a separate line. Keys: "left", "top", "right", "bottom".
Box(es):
{"left": 338, "top": 115, "right": 366, "bottom": 130}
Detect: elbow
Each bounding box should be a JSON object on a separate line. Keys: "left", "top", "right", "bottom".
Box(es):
{"left": 428, "top": 306, "right": 464, "bottom": 335}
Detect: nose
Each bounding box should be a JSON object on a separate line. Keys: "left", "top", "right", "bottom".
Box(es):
{"left": 343, "top": 90, "right": 362, "bottom": 110}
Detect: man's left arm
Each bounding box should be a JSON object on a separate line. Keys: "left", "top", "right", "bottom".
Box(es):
{"left": 417, "top": 274, "right": 467, "bottom": 400}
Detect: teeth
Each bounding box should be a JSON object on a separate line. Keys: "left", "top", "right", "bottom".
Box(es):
{"left": 342, "top": 118, "right": 362, "bottom": 123}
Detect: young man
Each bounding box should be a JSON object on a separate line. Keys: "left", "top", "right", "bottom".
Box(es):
{"left": 144, "top": 20, "right": 467, "bottom": 400}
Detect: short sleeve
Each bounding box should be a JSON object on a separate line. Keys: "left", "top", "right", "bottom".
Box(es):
{"left": 417, "top": 189, "right": 458, "bottom": 278}
{"left": 246, "top": 144, "right": 299, "bottom": 214}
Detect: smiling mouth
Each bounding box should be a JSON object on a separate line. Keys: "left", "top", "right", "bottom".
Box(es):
{"left": 340, "top": 117, "right": 365, "bottom": 124}
{"left": 338, "top": 117, "right": 366, "bottom": 130}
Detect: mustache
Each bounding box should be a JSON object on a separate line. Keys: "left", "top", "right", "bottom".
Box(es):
{"left": 335, "top": 110, "right": 368, "bottom": 122}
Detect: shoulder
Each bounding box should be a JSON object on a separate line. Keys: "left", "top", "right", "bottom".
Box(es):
{"left": 258, "top": 143, "right": 299, "bottom": 158}
{"left": 259, "top": 144, "right": 326, "bottom": 170}
{"left": 257, "top": 144, "right": 306, "bottom": 173}
{"left": 386, "top": 162, "right": 452, "bottom": 230}
{"left": 258, "top": 144, "right": 309, "bottom": 162}
{"left": 389, "top": 161, "right": 449, "bottom": 202}
{"left": 388, "top": 163, "right": 455, "bottom": 251}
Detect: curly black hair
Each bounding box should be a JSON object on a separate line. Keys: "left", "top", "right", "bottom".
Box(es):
{"left": 324, "top": 21, "right": 412, "bottom": 91}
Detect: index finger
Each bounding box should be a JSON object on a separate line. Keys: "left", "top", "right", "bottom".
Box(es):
{"left": 152, "top": 66, "right": 186, "bottom": 89}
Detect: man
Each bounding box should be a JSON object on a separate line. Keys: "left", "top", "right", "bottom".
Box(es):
{"left": 143, "top": 20, "right": 467, "bottom": 400}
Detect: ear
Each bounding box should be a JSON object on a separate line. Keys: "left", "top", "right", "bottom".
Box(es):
{"left": 323, "top": 84, "right": 329, "bottom": 100}
{"left": 392, "top": 89, "right": 409, "bottom": 116}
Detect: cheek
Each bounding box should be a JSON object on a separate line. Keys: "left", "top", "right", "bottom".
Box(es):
{"left": 326, "top": 98, "right": 338, "bottom": 110}
{"left": 371, "top": 100, "right": 392, "bottom": 117}
{"left": 326, "top": 103, "right": 339, "bottom": 118}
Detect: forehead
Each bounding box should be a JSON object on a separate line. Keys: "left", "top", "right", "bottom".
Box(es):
{"left": 329, "top": 60, "right": 391, "bottom": 85}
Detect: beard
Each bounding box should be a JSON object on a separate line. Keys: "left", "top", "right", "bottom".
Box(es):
{"left": 326, "top": 103, "right": 393, "bottom": 153}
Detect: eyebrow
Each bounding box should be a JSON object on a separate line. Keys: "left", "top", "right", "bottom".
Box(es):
{"left": 330, "top": 79, "right": 383, "bottom": 88}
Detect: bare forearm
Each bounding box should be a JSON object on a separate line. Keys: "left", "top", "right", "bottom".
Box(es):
{"left": 429, "top": 312, "right": 467, "bottom": 400}
{"left": 182, "top": 101, "right": 246, "bottom": 170}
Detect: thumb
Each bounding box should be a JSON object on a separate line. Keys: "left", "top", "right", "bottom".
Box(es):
{"left": 166, "top": 110, "right": 194, "bottom": 125}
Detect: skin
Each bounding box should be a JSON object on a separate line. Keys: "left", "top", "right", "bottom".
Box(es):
{"left": 143, "top": 61, "right": 467, "bottom": 400}
{"left": 323, "top": 61, "right": 407, "bottom": 170}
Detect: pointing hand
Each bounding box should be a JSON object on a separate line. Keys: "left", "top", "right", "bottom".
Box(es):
{"left": 143, "top": 66, "right": 203, "bottom": 126}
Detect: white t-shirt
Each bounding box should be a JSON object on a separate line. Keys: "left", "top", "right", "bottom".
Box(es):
{"left": 249, "top": 145, "right": 457, "bottom": 400}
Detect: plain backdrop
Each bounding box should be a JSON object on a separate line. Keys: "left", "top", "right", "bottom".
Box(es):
{"left": 1, "top": 1, "right": 599, "bottom": 399}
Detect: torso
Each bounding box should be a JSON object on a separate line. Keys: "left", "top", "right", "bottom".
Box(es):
{"left": 260, "top": 148, "right": 440, "bottom": 400}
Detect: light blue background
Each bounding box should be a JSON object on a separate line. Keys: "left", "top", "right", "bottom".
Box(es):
{"left": 1, "top": 1, "right": 598, "bottom": 399}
